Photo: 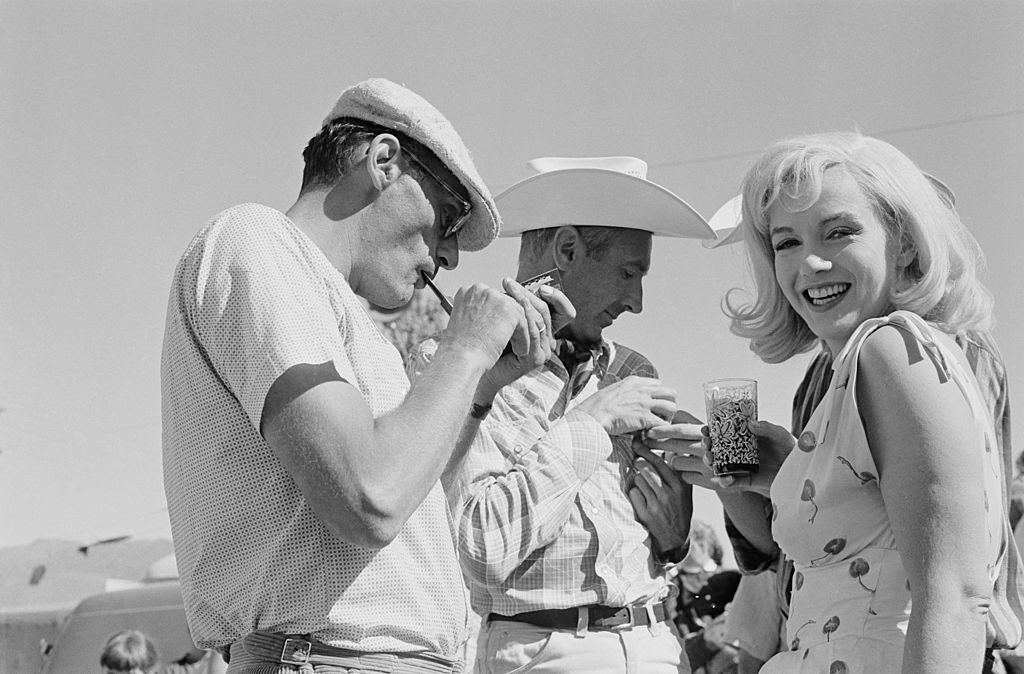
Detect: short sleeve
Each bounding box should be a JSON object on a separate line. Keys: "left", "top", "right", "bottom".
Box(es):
{"left": 180, "top": 208, "right": 352, "bottom": 430}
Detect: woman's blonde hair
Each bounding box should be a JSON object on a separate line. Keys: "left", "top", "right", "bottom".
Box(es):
{"left": 727, "top": 131, "right": 993, "bottom": 363}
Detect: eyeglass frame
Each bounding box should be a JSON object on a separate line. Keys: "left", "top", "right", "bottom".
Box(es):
{"left": 401, "top": 146, "right": 473, "bottom": 240}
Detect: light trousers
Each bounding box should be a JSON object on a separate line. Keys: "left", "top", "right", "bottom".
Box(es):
{"left": 476, "top": 618, "right": 691, "bottom": 674}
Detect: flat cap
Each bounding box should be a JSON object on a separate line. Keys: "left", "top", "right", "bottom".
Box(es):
{"left": 323, "top": 78, "right": 499, "bottom": 252}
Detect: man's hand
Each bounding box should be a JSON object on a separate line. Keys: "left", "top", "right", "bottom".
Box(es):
{"left": 575, "top": 376, "right": 677, "bottom": 436}
{"left": 537, "top": 283, "right": 576, "bottom": 335}
{"left": 444, "top": 281, "right": 528, "bottom": 366}
{"left": 629, "top": 441, "right": 693, "bottom": 555}
{"left": 647, "top": 418, "right": 796, "bottom": 498}
{"left": 474, "top": 279, "right": 576, "bottom": 402}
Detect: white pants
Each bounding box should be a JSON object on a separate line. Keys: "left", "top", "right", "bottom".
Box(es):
{"left": 477, "top": 618, "right": 691, "bottom": 674}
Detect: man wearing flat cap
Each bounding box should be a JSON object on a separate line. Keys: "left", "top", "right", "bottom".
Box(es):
{"left": 161, "top": 78, "right": 569, "bottom": 673}
{"left": 440, "top": 157, "right": 715, "bottom": 673}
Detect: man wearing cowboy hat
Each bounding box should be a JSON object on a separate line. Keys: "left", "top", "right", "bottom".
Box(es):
{"left": 443, "top": 156, "right": 715, "bottom": 673}
{"left": 161, "top": 78, "right": 571, "bottom": 673}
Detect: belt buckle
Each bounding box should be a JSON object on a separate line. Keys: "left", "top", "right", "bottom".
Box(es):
{"left": 280, "top": 637, "right": 312, "bottom": 665}
{"left": 596, "top": 606, "right": 634, "bottom": 631}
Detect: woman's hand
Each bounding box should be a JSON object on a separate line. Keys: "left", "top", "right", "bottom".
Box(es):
{"left": 645, "top": 418, "right": 795, "bottom": 498}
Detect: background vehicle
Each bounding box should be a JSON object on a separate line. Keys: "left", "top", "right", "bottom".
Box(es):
{"left": 40, "top": 581, "right": 225, "bottom": 674}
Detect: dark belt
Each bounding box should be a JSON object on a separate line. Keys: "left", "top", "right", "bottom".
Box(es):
{"left": 490, "top": 600, "right": 671, "bottom": 632}
{"left": 230, "top": 631, "right": 463, "bottom": 673}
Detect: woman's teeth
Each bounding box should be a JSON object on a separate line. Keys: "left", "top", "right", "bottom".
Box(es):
{"left": 805, "top": 283, "right": 850, "bottom": 305}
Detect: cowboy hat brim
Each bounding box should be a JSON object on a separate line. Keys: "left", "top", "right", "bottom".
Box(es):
{"left": 703, "top": 194, "right": 746, "bottom": 249}
{"left": 496, "top": 168, "right": 714, "bottom": 239}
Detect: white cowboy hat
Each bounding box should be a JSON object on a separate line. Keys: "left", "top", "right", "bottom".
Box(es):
{"left": 496, "top": 156, "right": 713, "bottom": 239}
{"left": 703, "top": 194, "right": 746, "bottom": 249}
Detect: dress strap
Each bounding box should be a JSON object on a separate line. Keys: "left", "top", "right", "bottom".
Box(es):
{"left": 833, "top": 311, "right": 997, "bottom": 428}
{"left": 833, "top": 311, "right": 949, "bottom": 380}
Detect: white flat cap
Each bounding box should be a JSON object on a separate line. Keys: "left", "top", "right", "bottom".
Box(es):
{"left": 323, "top": 78, "right": 499, "bottom": 252}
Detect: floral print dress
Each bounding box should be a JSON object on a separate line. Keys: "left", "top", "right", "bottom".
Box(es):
{"left": 761, "top": 312, "right": 1007, "bottom": 674}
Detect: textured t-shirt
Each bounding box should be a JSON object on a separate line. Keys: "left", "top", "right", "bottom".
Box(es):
{"left": 161, "top": 203, "right": 468, "bottom": 656}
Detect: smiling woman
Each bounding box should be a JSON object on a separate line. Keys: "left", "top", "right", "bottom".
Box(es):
{"left": 714, "top": 131, "right": 1021, "bottom": 674}
{"left": 766, "top": 167, "right": 901, "bottom": 355}
{"left": 728, "top": 133, "right": 993, "bottom": 366}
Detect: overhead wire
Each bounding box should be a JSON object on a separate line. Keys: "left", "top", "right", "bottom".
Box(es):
{"left": 650, "top": 108, "right": 1024, "bottom": 169}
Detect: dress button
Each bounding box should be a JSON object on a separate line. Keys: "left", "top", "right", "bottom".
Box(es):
{"left": 798, "top": 431, "right": 817, "bottom": 452}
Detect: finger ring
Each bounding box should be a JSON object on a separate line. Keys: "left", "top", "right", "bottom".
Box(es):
{"left": 536, "top": 323, "right": 546, "bottom": 334}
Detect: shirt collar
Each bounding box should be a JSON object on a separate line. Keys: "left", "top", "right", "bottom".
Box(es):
{"left": 555, "top": 338, "right": 612, "bottom": 378}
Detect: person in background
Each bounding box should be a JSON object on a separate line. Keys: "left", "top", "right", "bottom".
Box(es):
{"left": 100, "top": 630, "right": 158, "bottom": 674}
{"left": 674, "top": 520, "right": 726, "bottom": 616}
{"left": 670, "top": 523, "right": 737, "bottom": 674}
{"left": 157, "top": 647, "right": 228, "bottom": 674}
{"left": 431, "top": 156, "right": 715, "bottom": 673}
{"left": 162, "top": 78, "right": 570, "bottom": 674}
{"left": 680, "top": 570, "right": 742, "bottom": 674}
{"left": 651, "top": 131, "right": 1020, "bottom": 672}
{"left": 366, "top": 290, "right": 452, "bottom": 366}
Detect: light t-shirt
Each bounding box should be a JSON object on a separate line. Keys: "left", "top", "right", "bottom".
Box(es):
{"left": 161, "top": 203, "right": 468, "bottom": 657}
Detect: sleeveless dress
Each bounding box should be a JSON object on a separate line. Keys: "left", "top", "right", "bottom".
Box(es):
{"left": 761, "top": 311, "right": 1007, "bottom": 674}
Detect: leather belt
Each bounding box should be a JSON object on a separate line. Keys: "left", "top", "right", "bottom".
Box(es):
{"left": 230, "top": 631, "right": 463, "bottom": 673}
{"left": 490, "top": 600, "right": 671, "bottom": 631}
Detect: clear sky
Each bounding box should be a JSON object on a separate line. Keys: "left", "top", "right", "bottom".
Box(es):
{"left": 2, "top": 1, "right": 1022, "bottom": 560}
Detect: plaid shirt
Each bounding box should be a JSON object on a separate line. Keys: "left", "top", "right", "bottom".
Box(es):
{"left": 446, "top": 340, "right": 672, "bottom": 617}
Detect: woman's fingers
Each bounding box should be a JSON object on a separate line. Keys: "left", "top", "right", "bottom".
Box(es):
{"left": 647, "top": 422, "right": 704, "bottom": 441}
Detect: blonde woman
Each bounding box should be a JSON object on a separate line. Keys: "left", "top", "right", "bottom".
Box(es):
{"left": 650, "top": 132, "right": 1017, "bottom": 673}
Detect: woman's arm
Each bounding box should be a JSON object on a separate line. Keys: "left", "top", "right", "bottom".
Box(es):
{"left": 716, "top": 491, "right": 778, "bottom": 558}
{"left": 858, "top": 325, "right": 993, "bottom": 674}
{"left": 652, "top": 418, "right": 795, "bottom": 557}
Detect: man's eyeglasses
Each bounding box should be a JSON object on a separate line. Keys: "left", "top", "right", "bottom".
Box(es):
{"left": 402, "top": 147, "right": 472, "bottom": 240}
